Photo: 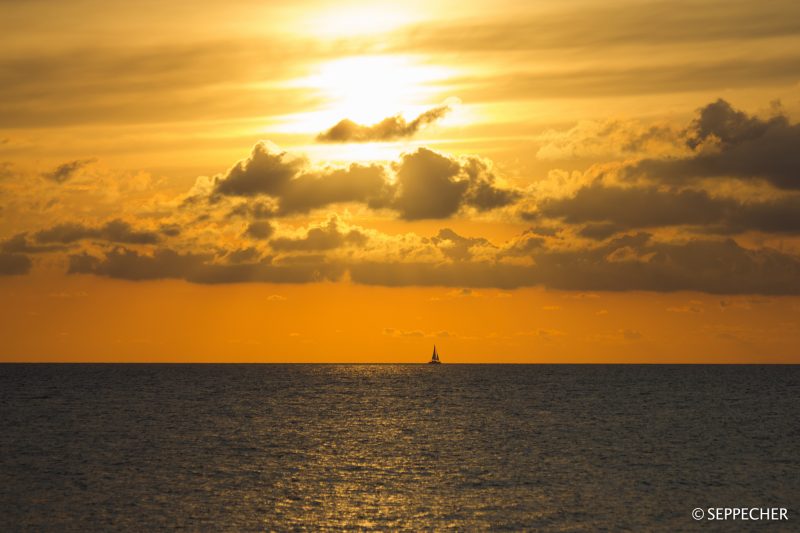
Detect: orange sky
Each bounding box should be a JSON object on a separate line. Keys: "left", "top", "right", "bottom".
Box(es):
{"left": 1, "top": 0, "right": 800, "bottom": 362}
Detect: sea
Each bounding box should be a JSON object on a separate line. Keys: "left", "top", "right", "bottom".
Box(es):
{"left": 0, "top": 364, "right": 797, "bottom": 531}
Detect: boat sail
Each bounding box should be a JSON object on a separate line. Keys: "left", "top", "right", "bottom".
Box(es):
{"left": 429, "top": 345, "right": 442, "bottom": 364}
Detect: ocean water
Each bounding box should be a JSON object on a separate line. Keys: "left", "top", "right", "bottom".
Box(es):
{"left": 0, "top": 364, "right": 797, "bottom": 531}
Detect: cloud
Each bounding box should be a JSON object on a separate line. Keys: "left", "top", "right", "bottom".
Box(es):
{"left": 382, "top": 327, "right": 425, "bottom": 338}
{"left": 227, "top": 200, "right": 277, "bottom": 220}
{"left": 0, "top": 252, "right": 32, "bottom": 276}
{"left": 159, "top": 224, "right": 182, "bottom": 237}
{"left": 68, "top": 247, "right": 344, "bottom": 284}
{"left": 500, "top": 230, "right": 546, "bottom": 257}
{"left": 393, "top": 148, "right": 466, "bottom": 219}
{"left": 630, "top": 99, "right": 800, "bottom": 189}
{"left": 536, "top": 182, "right": 800, "bottom": 235}
{"left": 350, "top": 233, "right": 800, "bottom": 294}
{"left": 519, "top": 328, "right": 566, "bottom": 341}
{"left": 577, "top": 223, "right": 622, "bottom": 240}
{"left": 622, "top": 329, "right": 643, "bottom": 341}
{"left": 461, "top": 157, "right": 523, "bottom": 211}
{"left": 277, "top": 164, "right": 392, "bottom": 215}
{"left": 396, "top": 0, "right": 800, "bottom": 53}
{"left": 393, "top": 148, "right": 520, "bottom": 219}
{"left": 383, "top": 327, "right": 452, "bottom": 338}
{"left": 270, "top": 218, "right": 367, "bottom": 252}
{"left": 430, "top": 228, "right": 491, "bottom": 261}
{"left": 225, "top": 247, "right": 262, "bottom": 264}
{"left": 53, "top": 219, "right": 800, "bottom": 294}
{"left": 455, "top": 56, "right": 800, "bottom": 103}
{"left": 1, "top": 233, "right": 67, "bottom": 254}
{"left": 0, "top": 40, "right": 317, "bottom": 128}
{"left": 42, "top": 158, "right": 95, "bottom": 184}
{"left": 537, "top": 183, "right": 725, "bottom": 228}
{"left": 244, "top": 221, "right": 274, "bottom": 240}
{"left": 317, "top": 105, "right": 450, "bottom": 143}
{"left": 34, "top": 219, "right": 160, "bottom": 245}
{"left": 7, "top": 96, "right": 800, "bottom": 297}
{"left": 213, "top": 142, "right": 303, "bottom": 197}
{"left": 667, "top": 302, "right": 704, "bottom": 313}
{"left": 210, "top": 142, "right": 393, "bottom": 214}
{"left": 536, "top": 120, "right": 681, "bottom": 160}
{"left": 210, "top": 143, "right": 519, "bottom": 219}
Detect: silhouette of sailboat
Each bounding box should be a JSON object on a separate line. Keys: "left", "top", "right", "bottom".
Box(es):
{"left": 428, "top": 345, "right": 442, "bottom": 364}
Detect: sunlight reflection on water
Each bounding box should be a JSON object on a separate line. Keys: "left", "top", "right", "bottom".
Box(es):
{"left": 1, "top": 364, "right": 798, "bottom": 530}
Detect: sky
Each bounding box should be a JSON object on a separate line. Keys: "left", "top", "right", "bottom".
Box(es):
{"left": 1, "top": 0, "right": 800, "bottom": 362}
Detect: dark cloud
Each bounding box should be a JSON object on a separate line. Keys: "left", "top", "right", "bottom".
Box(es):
{"left": 351, "top": 234, "right": 800, "bottom": 294}
{"left": 317, "top": 105, "right": 450, "bottom": 143}
{"left": 225, "top": 247, "right": 262, "bottom": 264}
{"left": 393, "top": 148, "right": 519, "bottom": 219}
{"left": 467, "top": 180, "right": 522, "bottom": 211}
{"left": 578, "top": 223, "right": 623, "bottom": 241}
{"left": 34, "top": 219, "right": 160, "bottom": 245}
{"left": 68, "top": 248, "right": 207, "bottom": 281}
{"left": 538, "top": 184, "right": 724, "bottom": 228}
{"left": 226, "top": 200, "right": 277, "bottom": 220}
{"left": 159, "top": 224, "right": 182, "bottom": 237}
{"left": 686, "top": 99, "right": 782, "bottom": 149}
{"left": 0, "top": 252, "right": 32, "bottom": 276}
{"left": 461, "top": 157, "right": 523, "bottom": 211}
{"left": 717, "top": 195, "right": 800, "bottom": 234}
{"left": 532, "top": 235, "right": 800, "bottom": 294}
{"left": 270, "top": 219, "right": 367, "bottom": 252}
{"left": 429, "top": 228, "right": 492, "bottom": 261}
{"left": 525, "top": 226, "right": 561, "bottom": 237}
{"left": 393, "top": 148, "right": 466, "bottom": 219}
{"left": 212, "top": 143, "right": 519, "bottom": 219}
{"left": 213, "top": 142, "right": 303, "bottom": 197}
{"left": 277, "top": 164, "right": 393, "bottom": 215}
{"left": 68, "top": 247, "right": 344, "bottom": 284}
{"left": 244, "top": 221, "right": 274, "bottom": 240}
{"left": 537, "top": 182, "right": 800, "bottom": 235}
{"left": 58, "top": 224, "right": 800, "bottom": 294}
{"left": 631, "top": 99, "right": 800, "bottom": 189}
{"left": 1, "top": 233, "right": 67, "bottom": 254}
{"left": 42, "top": 158, "right": 95, "bottom": 184}
{"left": 212, "top": 143, "right": 393, "bottom": 215}
{"left": 500, "top": 230, "right": 546, "bottom": 256}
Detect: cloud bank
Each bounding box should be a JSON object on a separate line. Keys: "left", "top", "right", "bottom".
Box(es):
{"left": 5, "top": 98, "right": 800, "bottom": 295}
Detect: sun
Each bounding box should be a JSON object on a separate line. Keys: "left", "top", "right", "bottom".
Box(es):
{"left": 280, "top": 55, "right": 455, "bottom": 138}
{"left": 312, "top": 56, "right": 446, "bottom": 118}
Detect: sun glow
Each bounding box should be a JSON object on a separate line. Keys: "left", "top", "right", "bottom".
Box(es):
{"left": 305, "top": 4, "right": 419, "bottom": 37}
{"left": 280, "top": 55, "right": 455, "bottom": 136}
{"left": 300, "top": 141, "right": 410, "bottom": 165}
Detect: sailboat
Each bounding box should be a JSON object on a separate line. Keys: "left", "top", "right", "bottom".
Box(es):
{"left": 428, "top": 344, "right": 442, "bottom": 364}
